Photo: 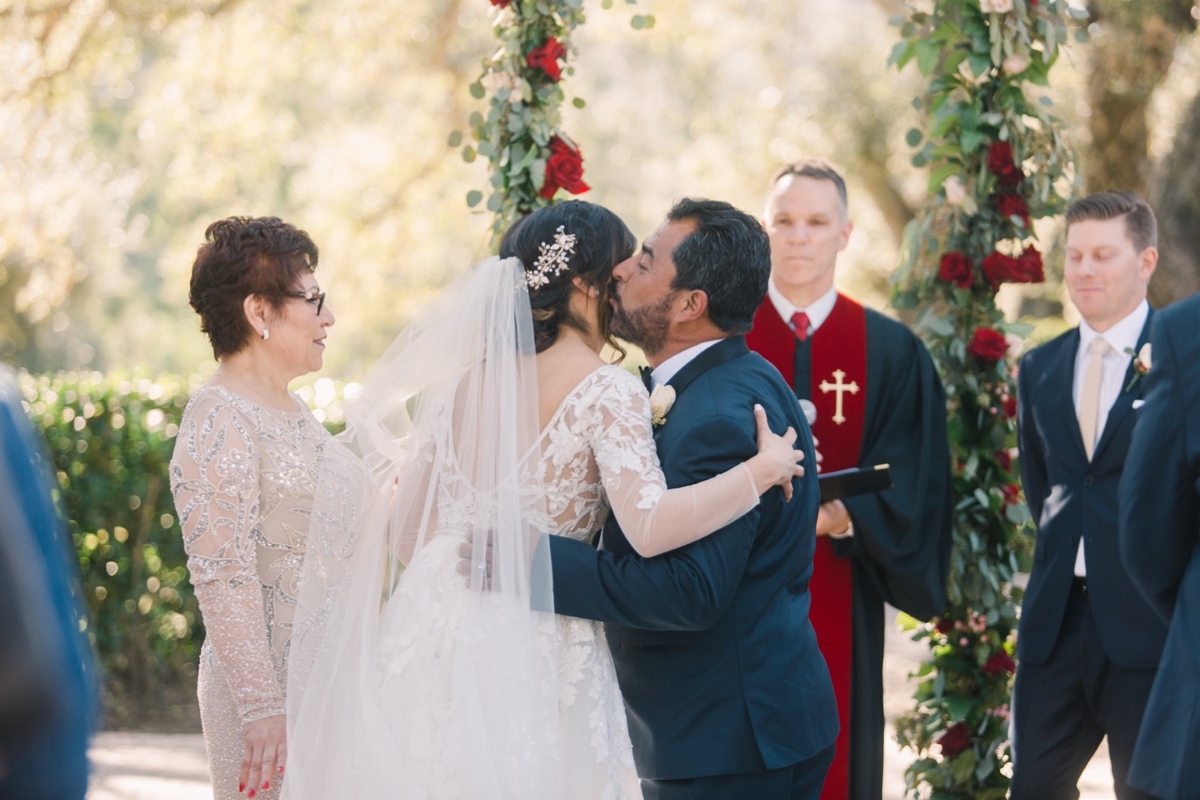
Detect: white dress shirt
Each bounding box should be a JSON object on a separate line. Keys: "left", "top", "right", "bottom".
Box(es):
{"left": 767, "top": 281, "right": 839, "bottom": 338}
{"left": 650, "top": 339, "right": 722, "bottom": 391}
{"left": 1072, "top": 299, "right": 1149, "bottom": 576}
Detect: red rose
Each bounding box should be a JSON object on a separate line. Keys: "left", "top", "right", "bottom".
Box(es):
{"left": 987, "top": 141, "right": 1024, "bottom": 186}
{"left": 997, "top": 192, "right": 1030, "bottom": 228}
{"left": 1018, "top": 245, "right": 1044, "bottom": 283}
{"left": 996, "top": 449, "right": 1012, "bottom": 471}
{"left": 937, "top": 723, "right": 972, "bottom": 759}
{"left": 983, "top": 650, "right": 1017, "bottom": 676}
{"left": 935, "top": 617, "right": 954, "bottom": 635}
{"left": 526, "top": 37, "right": 567, "bottom": 82}
{"left": 1001, "top": 393, "right": 1017, "bottom": 419}
{"left": 982, "top": 247, "right": 1043, "bottom": 289}
{"left": 968, "top": 327, "right": 1008, "bottom": 363}
{"left": 489, "top": 0, "right": 511, "bottom": 6}
{"left": 1001, "top": 483, "right": 1021, "bottom": 508}
{"left": 938, "top": 252, "right": 974, "bottom": 289}
{"left": 981, "top": 252, "right": 1020, "bottom": 289}
{"left": 539, "top": 135, "right": 590, "bottom": 199}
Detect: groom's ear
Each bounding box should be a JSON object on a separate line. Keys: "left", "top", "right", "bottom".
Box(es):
{"left": 674, "top": 289, "right": 709, "bottom": 324}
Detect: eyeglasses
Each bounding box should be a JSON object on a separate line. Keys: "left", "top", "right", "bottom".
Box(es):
{"left": 285, "top": 290, "right": 326, "bottom": 315}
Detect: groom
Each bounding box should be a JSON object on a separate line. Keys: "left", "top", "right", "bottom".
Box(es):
{"left": 547, "top": 198, "right": 838, "bottom": 799}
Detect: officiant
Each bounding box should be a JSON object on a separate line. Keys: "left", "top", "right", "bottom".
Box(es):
{"left": 747, "top": 158, "right": 953, "bottom": 800}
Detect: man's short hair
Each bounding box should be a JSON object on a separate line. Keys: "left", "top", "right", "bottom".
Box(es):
{"left": 768, "top": 157, "right": 849, "bottom": 218}
{"left": 666, "top": 198, "right": 770, "bottom": 335}
{"left": 1065, "top": 191, "right": 1157, "bottom": 253}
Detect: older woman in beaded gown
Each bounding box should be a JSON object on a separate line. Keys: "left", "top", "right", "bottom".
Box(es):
{"left": 169, "top": 217, "right": 371, "bottom": 800}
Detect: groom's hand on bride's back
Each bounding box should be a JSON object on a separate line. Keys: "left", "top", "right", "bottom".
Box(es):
{"left": 456, "top": 530, "right": 494, "bottom": 589}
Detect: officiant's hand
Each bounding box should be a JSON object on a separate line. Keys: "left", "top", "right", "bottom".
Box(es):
{"left": 751, "top": 404, "right": 805, "bottom": 502}
{"left": 239, "top": 714, "right": 285, "bottom": 798}
{"left": 456, "top": 530, "right": 494, "bottom": 589}
{"left": 815, "top": 500, "right": 852, "bottom": 538}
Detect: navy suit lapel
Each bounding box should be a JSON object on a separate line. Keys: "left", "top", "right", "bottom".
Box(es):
{"left": 1092, "top": 308, "right": 1155, "bottom": 462}
{"left": 1044, "top": 328, "right": 1086, "bottom": 463}
{"left": 665, "top": 336, "right": 749, "bottom": 396}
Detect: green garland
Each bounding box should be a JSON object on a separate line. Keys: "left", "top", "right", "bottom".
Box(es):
{"left": 454, "top": 0, "right": 653, "bottom": 243}
{"left": 889, "top": 1, "right": 1086, "bottom": 796}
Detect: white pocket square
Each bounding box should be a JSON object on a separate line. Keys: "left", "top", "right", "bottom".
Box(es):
{"left": 1132, "top": 399, "right": 1146, "bottom": 409}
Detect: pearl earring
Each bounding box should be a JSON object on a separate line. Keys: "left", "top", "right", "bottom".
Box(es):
{"left": 262, "top": 328, "right": 270, "bottom": 341}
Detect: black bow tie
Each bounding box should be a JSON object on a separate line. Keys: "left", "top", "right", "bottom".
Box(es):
{"left": 638, "top": 365, "right": 653, "bottom": 392}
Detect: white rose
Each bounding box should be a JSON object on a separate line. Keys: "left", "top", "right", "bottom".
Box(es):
{"left": 1003, "top": 53, "right": 1030, "bottom": 75}
{"left": 980, "top": 0, "right": 1014, "bottom": 12}
{"left": 944, "top": 176, "right": 967, "bottom": 207}
{"left": 649, "top": 385, "right": 676, "bottom": 427}
{"left": 1138, "top": 342, "right": 1152, "bottom": 371}
{"left": 481, "top": 69, "right": 514, "bottom": 95}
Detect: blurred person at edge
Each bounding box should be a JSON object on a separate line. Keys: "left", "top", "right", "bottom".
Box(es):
{"left": 0, "top": 363, "right": 99, "bottom": 800}
{"left": 168, "top": 217, "right": 370, "bottom": 800}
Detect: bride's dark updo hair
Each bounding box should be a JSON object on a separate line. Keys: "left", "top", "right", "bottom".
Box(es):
{"left": 500, "top": 200, "right": 637, "bottom": 355}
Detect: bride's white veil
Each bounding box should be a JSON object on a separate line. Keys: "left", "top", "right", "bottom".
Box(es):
{"left": 286, "top": 256, "right": 563, "bottom": 798}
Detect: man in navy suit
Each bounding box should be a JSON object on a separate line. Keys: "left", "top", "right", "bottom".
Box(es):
{"left": 548, "top": 198, "right": 838, "bottom": 799}
{"left": 1118, "top": 290, "right": 1200, "bottom": 800}
{"left": 1012, "top": 191, "right": 1165, "bottom": 799}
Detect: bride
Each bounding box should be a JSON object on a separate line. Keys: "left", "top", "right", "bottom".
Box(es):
{"left": 284, "top": 201, "right": 804, "bottom": 799}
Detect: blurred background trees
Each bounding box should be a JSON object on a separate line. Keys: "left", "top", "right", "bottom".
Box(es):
{"left": 3, "top": 0, "right": 1198, "bottom": 378}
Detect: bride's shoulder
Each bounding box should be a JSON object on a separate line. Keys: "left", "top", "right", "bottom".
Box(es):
{"left": 575, "top": 365, "right": 648, "bottom": 407}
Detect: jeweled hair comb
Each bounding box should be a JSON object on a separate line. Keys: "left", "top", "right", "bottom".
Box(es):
{"left": 524, "top": 225, "right": 577, "bottom": 290}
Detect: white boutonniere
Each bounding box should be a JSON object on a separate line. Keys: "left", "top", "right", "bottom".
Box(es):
{"left": 1124, "top": 343, "right": 1152, "bottom": 392}
{"left": 649, "top": 385, "right": 676, "bottom": 428}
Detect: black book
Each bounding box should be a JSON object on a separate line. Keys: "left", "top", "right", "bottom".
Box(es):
{"left": 818, "top": 464, "right": 892, "bottom": 503}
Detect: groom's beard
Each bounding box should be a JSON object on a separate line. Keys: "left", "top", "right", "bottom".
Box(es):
{"left": 610, "top": 292, "right": 674, "bottom": 355}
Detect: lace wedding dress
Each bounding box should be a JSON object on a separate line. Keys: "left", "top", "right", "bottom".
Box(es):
{"left": 285, "top": 258, "right": 763, "bottom": 800}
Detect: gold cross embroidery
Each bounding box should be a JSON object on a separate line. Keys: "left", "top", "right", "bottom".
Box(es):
{"left": 819, "top": 369, "right": 860, "bottom": 425}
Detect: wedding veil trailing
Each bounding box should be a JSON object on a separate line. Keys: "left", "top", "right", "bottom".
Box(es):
{"left": 285, "top": 257, "right": 564, "bottom": 798}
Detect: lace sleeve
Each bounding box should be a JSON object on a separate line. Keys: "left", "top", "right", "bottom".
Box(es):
{"left": 585, "top": 368, "right": 759, "bottom": 558}
{"left": 169, "top": 395, "right": 284, "bottom": 723}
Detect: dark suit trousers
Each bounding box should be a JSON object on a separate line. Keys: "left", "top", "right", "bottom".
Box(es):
{"left": 1011, "top": 580, "right": 1158, "bottom": 800}
{"left": 640, "top": 745, "right": 835, "bottom": 800}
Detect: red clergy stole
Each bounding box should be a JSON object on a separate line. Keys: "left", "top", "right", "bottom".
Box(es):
{"left": 747, "top": 293, "right": 867, "bottom": 800}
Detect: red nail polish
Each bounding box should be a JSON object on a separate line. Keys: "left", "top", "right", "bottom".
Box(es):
{"left": 277, "top": 765, "right": 285, "bottom": 774}
{"left": 239, "top": 784, "right": 245, "bottom": 793}
{"left": 263, "top": 781, "right": 271, "bottom": 790}
{"left": 248, "top": 791, "right": 256, "bottom": 799}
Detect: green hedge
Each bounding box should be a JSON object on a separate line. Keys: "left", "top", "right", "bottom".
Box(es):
{"left": 22, "top": 372, "right": 348, "bottom": 728}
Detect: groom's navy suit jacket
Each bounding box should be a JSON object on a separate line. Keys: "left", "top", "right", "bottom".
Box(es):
{"left": 1016, "top": 314, "right": 1167, "bottom": 670}
{"left": 549, "top": 336, "right": 838, "bottom": 782}
{"left": 1118, "top": 293, "right": 1200, "bottom": 800}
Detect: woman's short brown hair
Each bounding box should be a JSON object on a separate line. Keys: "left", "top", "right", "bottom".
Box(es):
{"left": 188, "top": 216, "right": 319, "bottom": 360}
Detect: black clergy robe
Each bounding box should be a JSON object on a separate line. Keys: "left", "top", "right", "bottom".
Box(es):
{"left": 747, "top": 294, "right": 953, "bottom": 800}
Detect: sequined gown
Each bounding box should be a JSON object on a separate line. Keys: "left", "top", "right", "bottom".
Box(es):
{"left": 169, "top": 385, "right": 371, "bottom": 800}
